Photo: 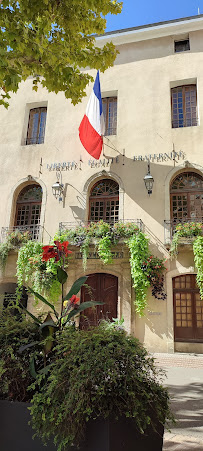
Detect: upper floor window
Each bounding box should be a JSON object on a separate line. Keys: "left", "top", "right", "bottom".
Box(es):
{"left": 171, "top": 85, "right": 197, "bottom": 128}
{"left": 170, "top": 172, "right": 203, "bottom": 227}
{"left": 102, "top": 97, "right": 117, "bottom": 136}
{"left": 89, "top": 179, "right": 119, "bottom": 223}
{"left": 26, "top": 107, "right": 47, "bottom": 145}
{"left": 15, "top": 184, "right": 42, "bottom": 240}
{"left": 174, "top": 39, "right": 190, "bottom": 53}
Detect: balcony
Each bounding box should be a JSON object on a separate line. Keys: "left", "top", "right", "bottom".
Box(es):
{"left": 1, "top": 225, "right": 43, "bottom": 243}
{"left": 164, "top": 219, "right": 203, "bottom": 248}
{"left": 59, "top": 219, "right": 143, "bottom": 234}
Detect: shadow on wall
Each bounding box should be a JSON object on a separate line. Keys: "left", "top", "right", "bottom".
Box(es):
{"left": 68, "top": 154, "right": 176, "bottom": 226}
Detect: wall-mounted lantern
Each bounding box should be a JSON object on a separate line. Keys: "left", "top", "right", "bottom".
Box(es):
{"left": 52, "top": 170, "right": 64, "bottom": 202}
{"left": 144, "top": 162, "right": 154, "bottom": 196}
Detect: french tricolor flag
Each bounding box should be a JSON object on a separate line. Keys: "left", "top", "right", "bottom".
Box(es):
{"left": 79, "top": 71, "right": 105, "bottom": 160}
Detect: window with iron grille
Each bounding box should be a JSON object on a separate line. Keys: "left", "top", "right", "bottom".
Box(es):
{"left": 14, "top": 184, "right": 42, "bottom": 240}
{"left": 89, "top": 179, "right": 119, "bottom": 223}
{"left": 102, "top": 97, "right": 117, "bottom": 136}
{"left": 26, "top": 107, "right": 47, "bottom": 145}
{"left": 174, "top": 39, "right": 190, "bottom": 53}
{"left": 171, "top": 85, "right": 197, "bottom": 128}
{"left": 170, "top": 172, "right": 203, "bottom": 230}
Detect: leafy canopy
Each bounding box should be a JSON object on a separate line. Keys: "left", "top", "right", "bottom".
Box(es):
{"left": 0, "top": 0, "right": 122, "bottom": 108}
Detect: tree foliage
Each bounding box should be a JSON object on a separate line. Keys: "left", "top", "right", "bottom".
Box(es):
{"left": 0, "top": 0, "right": 122, "bottom": 107}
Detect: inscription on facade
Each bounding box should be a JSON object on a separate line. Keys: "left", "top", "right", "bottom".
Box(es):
{"left": 133, "top": 151, "right": 185, "bottom": 162}
{"left": 75, "top": 251, "right": 124, "bottom": 260}
{"left": 46, "top": 150, "right": 185, "bottom": 171}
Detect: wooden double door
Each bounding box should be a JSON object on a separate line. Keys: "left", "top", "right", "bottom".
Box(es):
{"left": 173, "top": 275, "right": 203, "bottom": 342}
{"left": 80, "top": 273, "right": 118, "bottom": 329}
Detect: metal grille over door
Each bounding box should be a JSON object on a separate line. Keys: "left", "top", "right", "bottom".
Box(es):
{"left": 89, "top": 179, "right": 119, "bottom": 223}
{"left": 173, "top": 274, "right": 203, "bottom": 342}
{"left": 15, "top": 185, "right": 42, "bottom": 240}
{"left": 170, "top": 172, "right": 203, "bottom": 228}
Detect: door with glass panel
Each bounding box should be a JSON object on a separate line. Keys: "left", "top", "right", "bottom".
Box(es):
{"left": 173, "top": 275, "right": 203, "bottom": 342}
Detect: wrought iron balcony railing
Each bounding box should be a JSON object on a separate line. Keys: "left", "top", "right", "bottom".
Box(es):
{"left": 164, "top": 218, "right": 203, "bottom": 244}
{"left": 59, "top": 219, "right": 144, "bottom": 234}
{"left": 1, "top": 225, "right": 43, "bottom": 243}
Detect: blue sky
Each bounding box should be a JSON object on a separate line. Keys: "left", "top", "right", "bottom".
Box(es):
{"left": 106, "top": 0, "right": 203, "bottom": 32}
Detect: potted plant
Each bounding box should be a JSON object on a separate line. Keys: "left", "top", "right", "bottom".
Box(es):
{"left": 170, "top": 222, "right": 203, "bottom": 257}
{"left": 0, "top": 309, "right": 172, "bottom": 451}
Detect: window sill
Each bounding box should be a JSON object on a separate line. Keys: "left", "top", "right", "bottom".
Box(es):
{"left": 172, "top": 124, "right": 199, "bottom": 129}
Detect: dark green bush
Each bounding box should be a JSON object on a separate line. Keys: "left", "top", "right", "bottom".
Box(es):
{"left": 30, "top": 324, "right": 172, "bottom": 450}
{"left": 0, "top": 306, "right": 39, "bottom": 402}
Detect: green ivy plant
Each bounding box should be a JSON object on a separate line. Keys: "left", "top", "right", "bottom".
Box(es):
{"left": 0, "top": 229, "right": 31, "bottom": 270}
{"left": 193, "top": 236, "right": 203, "bottom": 299}
{"left": 55, "top": 221, "right": 140, "bottom": 269}
{"left": 127, "top": 233, "right": 150, "bottom": 315}
{"left": 170, "top": 222, "right": 203, "bottom": 257}
{"left": 56, "top": 222, "right": 166, "bottom": 316}
{"left": 16, "top": 241, "right": 61, "bottom": 303}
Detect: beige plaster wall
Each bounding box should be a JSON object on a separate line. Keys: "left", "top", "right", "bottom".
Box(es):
{"left": 1, "top": 23, "right": 203, "bottom": 352}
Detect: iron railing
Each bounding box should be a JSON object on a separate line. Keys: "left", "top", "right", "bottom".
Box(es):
{"left": 1, "top": 225, "right": 43, "bottom": 243}
{"left": 59, "top": 219, "right": 144, "bottom": 234}
{"left": 164, "top": 218, "right": 203, "bottom": 244}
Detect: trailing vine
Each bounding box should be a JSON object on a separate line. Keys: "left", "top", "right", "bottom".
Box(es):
{"left": 16, "top": 241, "right": 61, "bottom": 303}
{"left": 0, "top": 230, "right": 31, "bottom": 270}
{"left": 193, "top": 236, "right": 203, "bottom": 299}
{"left": 56, "top": 222, "right": 167, "bottom": 316}
{"left": 170, "top": 222, "right": 203, "bottom": 257}
{"left": 127, "top": 233, "right": 150, "bottom": 315}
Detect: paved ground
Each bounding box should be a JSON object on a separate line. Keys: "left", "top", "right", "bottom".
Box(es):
{"left": 152, "top": 353, "right": 203, "bottom": 451}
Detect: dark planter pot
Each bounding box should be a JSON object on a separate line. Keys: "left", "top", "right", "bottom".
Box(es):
{"left": 0, "top": 400, "right": 164, "bottom": 451}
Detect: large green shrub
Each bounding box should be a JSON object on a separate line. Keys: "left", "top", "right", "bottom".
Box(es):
{"left": 0, "top": 307, "right": 39, "bottom": 402}
{"left": 30, "top": 324, "right": 172, "bottom": 451}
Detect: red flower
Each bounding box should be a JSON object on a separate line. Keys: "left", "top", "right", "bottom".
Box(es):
{"left": 42, "top": 241, "right": 72, "bottom": 262}
{"left": 42, "top": 246, "right": 59, "bottom": 261}
{"left": 61, "top": 241, "right": 72, "bottom": 256}
{"left": 69, "top": 295, "right": 80, "bottom": 305}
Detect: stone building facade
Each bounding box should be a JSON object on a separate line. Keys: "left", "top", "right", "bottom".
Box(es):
{"left": 1, "top": 15, "right": 203, "bottom": 353}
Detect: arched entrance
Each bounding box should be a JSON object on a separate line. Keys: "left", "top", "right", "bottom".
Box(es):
{"left": 173, "top": 274, "right": 203, "bottom": 342}
{"left": 80, "top": 273, "right": 118, "bottom": 328}
{"left": 14, "top": 184, "right": 42, "bottom": 239}
{"left": 89, "top": 179, "right": 119, "bottom": 223}
{"left": 170, "top": 172, "right": 203, "bottom": 228}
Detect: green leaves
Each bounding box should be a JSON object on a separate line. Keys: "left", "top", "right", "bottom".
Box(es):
{"left": 0, "top": 0, "right": 122, "bottom": 107}
{"left": 65, "top": 300, "right": 104, "bottom": 323}
{"left": 28, "top": 287, "right": 59, "bottom": 319}
{"left": 193, "top": 236, "right": 203, "bottom": 299}
{"left": 64, "top": 276, "right": 87, "bottom": 301}
{"left": 57, "top": 267, "right": 68, "bottom": 284}
{"left": 127, "top": 233, "right": 150, "bottom": 316}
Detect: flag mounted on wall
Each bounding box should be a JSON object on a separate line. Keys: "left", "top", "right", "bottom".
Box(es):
{"left": 79, "top": 71, "right": 105, "bottom": 160}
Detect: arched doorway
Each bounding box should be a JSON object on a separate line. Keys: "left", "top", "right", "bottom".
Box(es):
{"left": 89, "top": 179, "right": 119, "bottom": 223}
{"left": 173, "top": 274, "right": 203, "bottom": 342}
{"left": 170, "top": 172, "right": 203, "bottom": 228}
{"left": 14, "top": 184, "right": 42, "bottom": 239}
{"left": 80, "top": 273, "right": 118, "bottom": 329}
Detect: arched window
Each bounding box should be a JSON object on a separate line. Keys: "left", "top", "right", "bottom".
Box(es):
{"left": 170, "top": 172, "right": 203, "bottom": 226}
{"left": 14, "top": 184, "right": 42, "bottom": 239}
{"left": 89, "top": 179, "right": 119, "bottom": 223}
